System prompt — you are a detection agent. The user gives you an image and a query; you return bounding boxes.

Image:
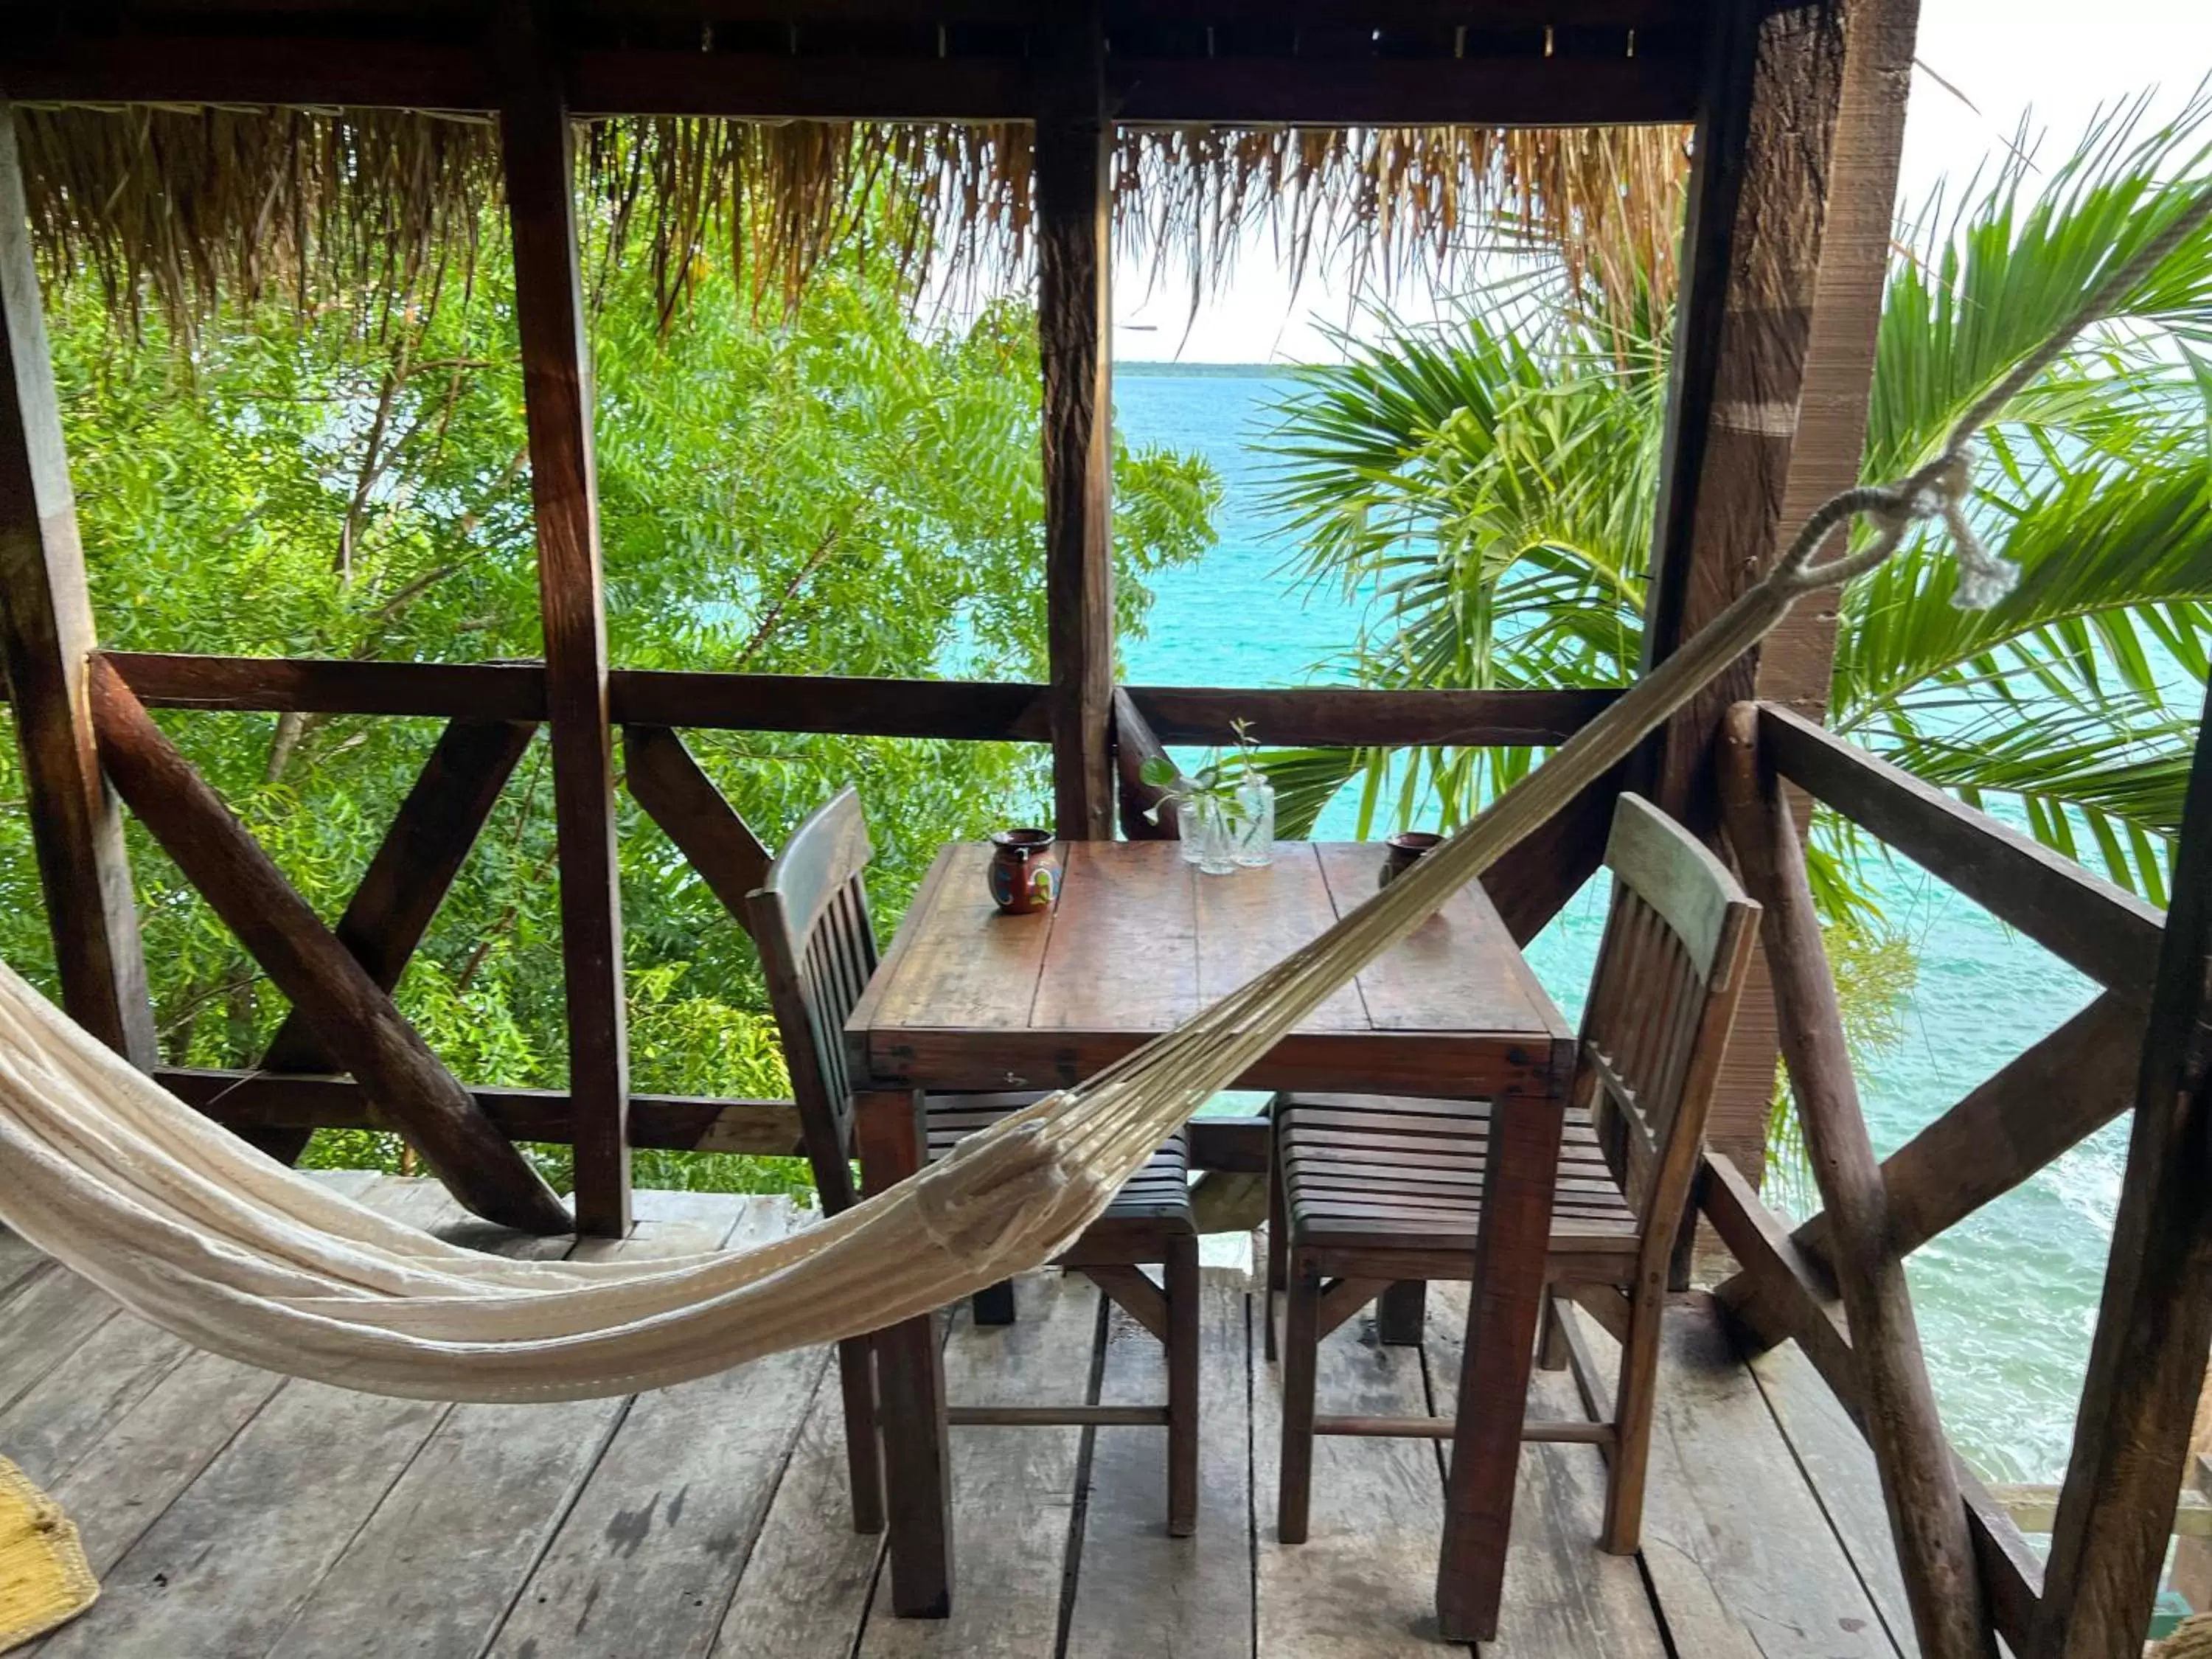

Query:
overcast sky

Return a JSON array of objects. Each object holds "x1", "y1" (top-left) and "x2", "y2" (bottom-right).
[{"x1": 1111, "y1": 0, "x2": 2212, "y2": 363}]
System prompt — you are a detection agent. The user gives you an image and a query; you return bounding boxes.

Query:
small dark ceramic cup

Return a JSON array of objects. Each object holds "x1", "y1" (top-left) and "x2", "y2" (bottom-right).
[
  {"x1": 1378, "y1": 830, "x2": 1445, "y2": 888},
  {"x1": 987, "y1": 828, "x2": 1061, "y2": 914}
]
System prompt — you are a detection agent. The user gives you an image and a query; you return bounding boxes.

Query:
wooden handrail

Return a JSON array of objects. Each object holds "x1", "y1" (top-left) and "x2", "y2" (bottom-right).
[
  {"x1": 1756, "y1": 702, "x2": 2163, "y2": 999},
  {"x1": 91, "y1": 652, "x2": 1621, "y2": 751},
  {"x1": 1110, "y1": 686, "x2": 1180, "y2": 841}
]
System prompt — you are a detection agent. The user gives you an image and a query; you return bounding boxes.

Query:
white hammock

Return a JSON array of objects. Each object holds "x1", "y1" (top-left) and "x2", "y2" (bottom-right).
[{"x1": 2, "y1": 197, "x2": 2185, "y2": 1402}]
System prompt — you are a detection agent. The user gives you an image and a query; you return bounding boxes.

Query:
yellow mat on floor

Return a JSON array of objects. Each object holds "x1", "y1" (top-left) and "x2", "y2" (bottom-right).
[{"x1": 0, "y1": 1457, "x2": 96, "y2": 1653}]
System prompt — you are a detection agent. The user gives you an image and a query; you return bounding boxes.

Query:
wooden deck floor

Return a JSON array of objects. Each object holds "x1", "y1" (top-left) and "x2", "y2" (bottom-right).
[{"x1": 1, "y1": 1178, "x2": 1919, "y2": 1658}]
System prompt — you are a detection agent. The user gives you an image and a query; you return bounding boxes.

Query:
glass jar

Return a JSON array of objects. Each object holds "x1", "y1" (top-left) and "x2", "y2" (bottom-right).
[
  {"x1": 1231, "y1": 773, "x2": 1276, "y2": 867},
  {"x1": 1186, "y1": 796, "x2": 1237, "y2": 875}
]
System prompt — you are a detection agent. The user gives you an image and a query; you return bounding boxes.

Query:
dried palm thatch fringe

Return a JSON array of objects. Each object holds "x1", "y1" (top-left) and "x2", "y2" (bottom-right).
[
  {"x1": 3, "y1": 181, "x2": 2200, "y2": 1408},
  {"x1": 13, "y1": 105, "x2": 1688, "y2": 333}
]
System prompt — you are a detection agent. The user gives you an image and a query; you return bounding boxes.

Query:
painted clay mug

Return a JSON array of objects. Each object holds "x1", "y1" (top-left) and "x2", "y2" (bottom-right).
[
  {"x1": 1377, "y1": 830, "x2": 1444, "y2": 888},
  {"x1": 988, "y1": 828, "x2": 1061, "y2": 914}
]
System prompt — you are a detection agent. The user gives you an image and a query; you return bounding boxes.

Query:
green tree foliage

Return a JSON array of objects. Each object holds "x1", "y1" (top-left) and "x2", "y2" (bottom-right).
[
  {"x1": 1, "y1": 210, "x2": 1218, "y2": 1190},
  {"x1": 1258, "y1": 102, "x2": 2212, "y2": 914}
]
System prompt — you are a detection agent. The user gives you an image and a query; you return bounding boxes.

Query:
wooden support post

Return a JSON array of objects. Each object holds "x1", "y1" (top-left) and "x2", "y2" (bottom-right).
[
  {"x1": 2034, "y1": 679, "x2": 2212, "y2": 1659},
  {"x1": 500, "y1": 18, "x2": 630, "y2": 1235},
  {"x1": 622, "y1": 726, "x2": 771, "y2": 925},
  {"x1": 1035, "y1": 4, "x2": 1116, "y2": 842},
  {"x1": 1641, "y1": 0, "x2": 1914, "y2": 1178},
  {"x1": 87, "y1": 658, "x2": 570, "y2": 1234},
  {"x1": 1718, "y1": 701, "x2": 1991, "y2": 1659},
  {"x1": 0, "y1": 101, "x2": 156, "y2": 1065},
  {"x1": 247, "y1": 718, "x2": 538, "y2": 1162}
]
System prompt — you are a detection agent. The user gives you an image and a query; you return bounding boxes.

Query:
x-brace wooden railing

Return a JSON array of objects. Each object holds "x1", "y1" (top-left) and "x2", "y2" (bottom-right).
[{"x1": 1703, "y1": 695, "x2": 2212, "y2": 1659}]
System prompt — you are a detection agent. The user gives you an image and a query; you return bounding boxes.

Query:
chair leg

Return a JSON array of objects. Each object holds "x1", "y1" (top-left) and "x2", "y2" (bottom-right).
[
  {"x1": 1276, "y1": 1259, "x2": 1321, "y2": 1545},
  {"x1": 835, "y1": 1335, "x2": 886, "y2": 1535},
  {"x1": 1599, "y1": 1281, "x2": 1666, "y2": 1555},
  {"x1": 1165, "y1": 1234, "x2": 1200, "y2": 1537},
  {"x1": 972, "y1": 1279, "x2": 1018, "y2": 1326},
  {"x1": 1536, "y1": 1287, "x2": 1570, "y2": 1371},
  {"x1": 1264, "y1": 1140, "x2": 1287, "y2": 1362}
]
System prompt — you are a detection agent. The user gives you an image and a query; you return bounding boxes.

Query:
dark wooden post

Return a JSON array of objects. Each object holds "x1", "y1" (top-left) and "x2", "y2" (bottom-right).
[
  {"x1": 0, "y1": 100, "x2": 156, "y2": 1065},
  {"x1": 1034, "y1": 3, "x2": 1116, "y2": 841},
  {"x1": 499, "y1": 15, "x2": 631, "y2": 1236},
  {"x1": 1718, "y1": 702, "x2": 1992, "y2": 1659},
  {"x1": 1641, "y1": 0, "x2": 1915, "y2": 1180},
  {"x1": 2034, "y1": 679, "x2": 2212, "y2": 1659}
]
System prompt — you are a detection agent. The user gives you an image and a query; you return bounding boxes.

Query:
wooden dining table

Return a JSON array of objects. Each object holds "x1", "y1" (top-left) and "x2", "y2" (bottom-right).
[{"x1": 844, "y1": 838, "x2": 1575, "y2": 1639}]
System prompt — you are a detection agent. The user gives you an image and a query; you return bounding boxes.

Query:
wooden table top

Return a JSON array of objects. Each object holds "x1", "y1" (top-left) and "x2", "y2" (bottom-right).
[{"x1": 846, "y1": 839, "x2": 1573, "y2": 1100}]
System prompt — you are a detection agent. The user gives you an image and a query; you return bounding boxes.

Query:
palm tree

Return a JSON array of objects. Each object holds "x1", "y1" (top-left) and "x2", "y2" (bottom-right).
[{"x1": 1259, "y1": 100, "x2": 2212, "y2": 913}]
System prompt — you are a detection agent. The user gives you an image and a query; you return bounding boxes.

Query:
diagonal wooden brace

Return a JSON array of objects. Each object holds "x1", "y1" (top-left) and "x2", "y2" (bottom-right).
[
  {"x1": 242, "y1": 717, "x2": 538, "y2": 1164},
  {"x1": 622, "y1": 726, "x2": 771, "y2": 930},
  {"x1": 87, "y1": 655, "x2": 571, "y2": 1236}
]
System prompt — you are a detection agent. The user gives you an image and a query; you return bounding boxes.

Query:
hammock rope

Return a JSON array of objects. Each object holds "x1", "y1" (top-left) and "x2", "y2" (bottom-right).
[{"x1": 0, "y1": 188, "x2": 2203, "y2": 1404}]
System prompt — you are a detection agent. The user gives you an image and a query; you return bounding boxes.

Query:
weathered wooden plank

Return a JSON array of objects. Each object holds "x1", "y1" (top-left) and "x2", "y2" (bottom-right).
[
  {"x1": 0, "y1": 1308, "x2": 191, "y2": 1491},
  {"x1": 100, "y1": 650, "x2": 549, "y2": 719},
  {"x1": 0, "y1": 1264, "x2": 122, "y2": 1416},
  {"x1": 624, "y1": 723, "x2": 773, "y2": 928},
  {"x1": 1719, "y1": 704, "x2": 1987, "y2": 1659},
  {"x1": 1197, "y1": 843, "x2": 1368, "y2": 1030},
  {"x1": 0, "y1": 101, "x2": 155, "y2": 1065},
  {"x1": 709, "y1": 1354, "x2": 887, "y2": 1659},
  {"x1": 2033, "y1": 681, "x2": 2212, "y2": 1659},
  {"x1": 265, "y1": 1194, "x2": 753, "y2": 1659},
  {"x1": 1033, "y1": 841, "x2": 1199, "y2": 1032},
  {"x1": 1313, "y1": 841, "x2": 1568, "y2": 1040},
  {"x1": 857, "y1": 1274, "x2": 1099, "y2": 1658},
  {"x1": 501, "y1": 18, "x2": 630, "y2": 1236},
  {"x1": 1760, "y1": 703, "x2": 2163, "y2": 1000},
  {"x1": 860, "y1": 844, "x2": 1047, "y2": 1036},
  {"x1": 1613, "y1": 1297, "x2": 1899, "y2": 1659},
  {"x1": 487, "y1": 1200, "x2": 823, "y2": 1659},
  {"x1": 86, "y1": 657, "x2": 571, "y2": 1234},
  {"x1": 1065, "y1": 1279, "x2": 1253, "y2": 1659},
  {"x1": 250, "y1": 716, "x2": 537, "y2": 1161},
  {"x1": 1750, "y1": 1339, "x2": 1924, "y2": 1657},
  {"x1": 616, "y1": 669, "x2": 1051, "y2": 739},
  {"x1": 1036, "y1": 5, "x2": 1117, "y2": 843},
  {"x1": 1700, "y1": 1152, "x2": 2045, "y2": 1652},
  {"x1": 1252, "y1": 1302, "x2": 1448, "y2": 1656},
  {"x1": 1422, "y1": 1282, "x2": 1671, "y2": 1659}
]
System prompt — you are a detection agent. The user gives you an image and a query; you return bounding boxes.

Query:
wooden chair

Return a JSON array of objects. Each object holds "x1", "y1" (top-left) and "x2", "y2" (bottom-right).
[
  {"x1": 1266, "y1": 792, "x2": 1758, "y2": 1553},
  {"x1": 748, "y1": 788, "x2": 1201, "y2": 1537}
]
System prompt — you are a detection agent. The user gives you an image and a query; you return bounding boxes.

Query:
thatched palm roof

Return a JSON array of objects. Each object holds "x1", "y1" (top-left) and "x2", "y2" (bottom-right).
[{"x1": 13, "y1": 107, "x2": 1688, "y2": 327}]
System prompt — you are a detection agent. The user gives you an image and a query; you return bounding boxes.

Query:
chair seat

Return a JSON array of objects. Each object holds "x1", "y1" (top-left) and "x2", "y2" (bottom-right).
[
  {"x1": 924, "y1": 1093, "x2": 1195, "y2": 1245},
  {"x1": 1279, "y1": 1092, "x2": 1636, "y2": 1255}
]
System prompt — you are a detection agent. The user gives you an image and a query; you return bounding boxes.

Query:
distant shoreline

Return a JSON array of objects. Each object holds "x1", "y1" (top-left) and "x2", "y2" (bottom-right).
[{"x1": 1113, "y1": 361, "x2": 1300, "y2": 379}]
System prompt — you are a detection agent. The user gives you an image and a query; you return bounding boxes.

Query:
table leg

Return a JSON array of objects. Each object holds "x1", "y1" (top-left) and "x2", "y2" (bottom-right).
[
  {"x1": 1436, "y1": 1090, "x2": 1563, "y2": 1643},
  {"x1": 1377, "y1": 1280, "x2": 1427, "y2": 1345},
  {"x1": 852, "y1": 1086, "x2": 954, "y2": 1618}
]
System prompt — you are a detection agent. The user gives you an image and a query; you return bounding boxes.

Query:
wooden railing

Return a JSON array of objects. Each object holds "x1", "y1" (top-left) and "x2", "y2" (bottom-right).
[
  {"x1": 80, "y1": 650, "x2": 1607, "y2": 1225},
  {"x1": 1703, "y1": 698, "x2": 2212, "y2": 1659}
]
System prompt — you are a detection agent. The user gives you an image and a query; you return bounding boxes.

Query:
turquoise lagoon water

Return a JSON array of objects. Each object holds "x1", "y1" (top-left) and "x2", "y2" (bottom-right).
[{"x1": 1113, "y1": 364, "x2": 2127, "y2": 1485}]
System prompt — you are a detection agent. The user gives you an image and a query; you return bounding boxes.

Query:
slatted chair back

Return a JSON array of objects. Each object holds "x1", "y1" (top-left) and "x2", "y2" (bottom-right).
[
  {"x1": 748, "y1": 787, "x2": 879, "y2": 1211},
  {"x1": 1577, "y1": 793, "x2": 1759, "y2": 1273}
]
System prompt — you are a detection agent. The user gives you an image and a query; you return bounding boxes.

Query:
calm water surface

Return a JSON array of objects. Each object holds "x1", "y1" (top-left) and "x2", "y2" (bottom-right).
[{"x1": 1114, "y1": 365, "x2": 2125, "y2": 1484}]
